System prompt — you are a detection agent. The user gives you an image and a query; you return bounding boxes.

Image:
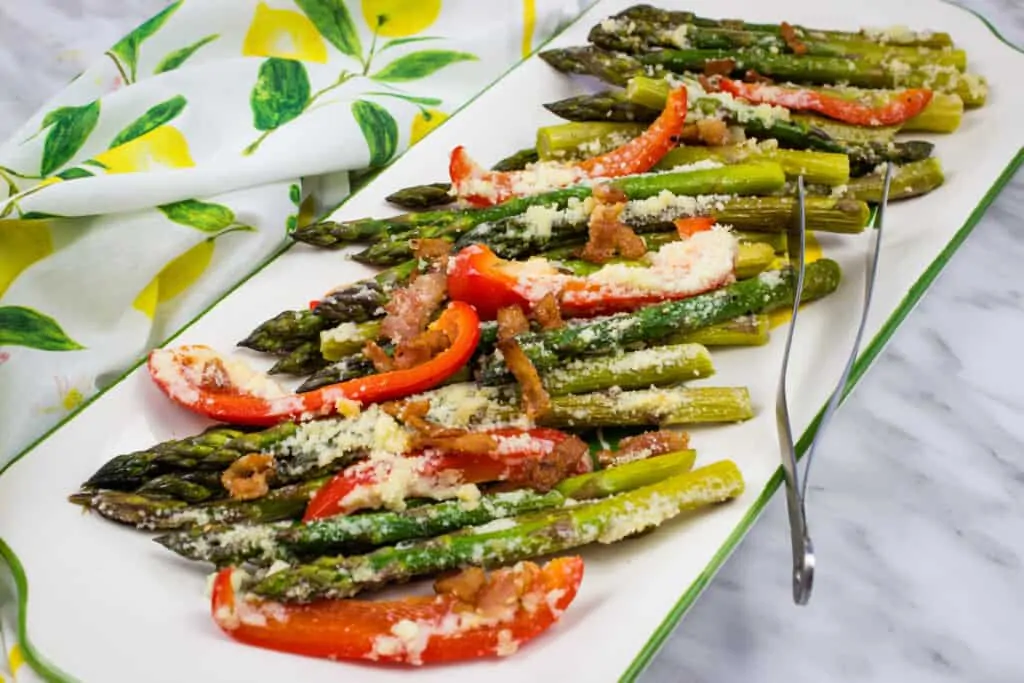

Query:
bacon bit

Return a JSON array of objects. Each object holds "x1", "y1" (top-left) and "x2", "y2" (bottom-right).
[
  {"x1": 745, "y1": 69, "x2": 774, "y2": 84},
  {"x1": 496, "y1": 305, "x2": 531, "y2": 340},
  {"x1": 392, "y1": 328, "x2": 452, "y2": 371},
  {"x1": 412, "y1": 238, "x2": 453, "y2": 262},
  {"x1": 696, "y1": 119, "x2": 731, "y2": 147},
  {"x1": 780, "y1": 22, "x2": 808, "y2": 55},
  {"x1": 532, "y1": 293, "x2": 565, "y2": 330},
  {"x1": 387, "y1": 399, "x2": 501, "y2": 452},
  {"x1": 703, "y1": 58, "x2": 737, "y2": 77},
  {"x1": 363, "y1": 341, "x2": 394, "y2": 373},
  {"x1": 678, "y1": 124, "x2": 702, "y2": 144},
  {"x1": 591, "y1": 183, "x2": 628, "y2": 204},
  {"x1": 580, "y1": 193, "x2": 647, "y2": 265},
  {"x1": 597, "y1": 430, "x2": 690, "y2": 468},
  {"x1": 498, "y1": 338, "x2": 550, "y2": 420},
  {"x1": 513, "y1": 434, "x2": 590, "y2": 491},
  {"x1": 221, "y1": 453, "x2": 276, "y2": 501},
  {"x1": 192, "y1": 357, "x2": 233, "y2": 393},
  {"x1": 380, "y1": 271, "x2": 447, "y2": 344},
  {"x1": 437, "y1": 561, "x2": 545, "y2": 621}
]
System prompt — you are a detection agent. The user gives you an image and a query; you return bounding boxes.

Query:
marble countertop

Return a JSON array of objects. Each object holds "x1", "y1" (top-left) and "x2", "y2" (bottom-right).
[{"x1": 2, "y1": 1, "x2": 1022, "y2": 681}]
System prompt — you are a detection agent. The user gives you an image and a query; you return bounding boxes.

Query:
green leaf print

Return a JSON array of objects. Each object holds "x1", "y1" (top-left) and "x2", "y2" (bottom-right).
[
  {"x1": 364, "y1": 91, "x2": 442, "y2": 107},
  {"x1": 154, "y1": 34, "x2": 219, "y2": 74},
  {"x1": 351, "y1": 100, "x2": 398, "y2": 167},
  {"x1": 250, "y1": 58, "x2": 311, "y2": 132},
  {"x1": 40, "y1": 100, "x2": 101, "y2": 177},
  {"x1": 289, "y1": 184, "x2": 301, "y2": 205},
  {"x1": 370, "y1": 50, "x2": 478, "y2": 82},
  {"x1": 108, "y1": 1, "x2": 182, "y2": 81},
  {"x1": 158, "y1": 199, "x2": 235, "y2": 232},
  {"x1": 294, "y1": 0, "x2": 363, "y2": 60},
  {"x1": 379, "y1": 36, "x2": 440, "y2": 53},
  {"x1": 0, "y1": 306, "x2": 84, "y2": 351},
  {"x1": 56, "y1": 168, "x2": 94, "y2": 180},
  {"x1": 109, "y1": 95, "x2": 187, "y2": 148}
]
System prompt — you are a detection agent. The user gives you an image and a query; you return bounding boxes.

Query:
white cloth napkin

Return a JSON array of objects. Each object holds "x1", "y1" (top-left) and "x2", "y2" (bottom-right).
[{"x1": 0, "y1": 0, "x2": 595, "y2": 679}]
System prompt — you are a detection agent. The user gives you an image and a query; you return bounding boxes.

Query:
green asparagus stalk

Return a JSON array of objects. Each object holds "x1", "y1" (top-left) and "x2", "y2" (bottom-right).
[
  {"x1": 267, "y1": 340, "x2": 330, "y2": 376},
  {"x1": 536, "y1": 121, "x2": 647, "y2": 161},
  {"x1": 69, "y1": 477, "x2": 329, "y2": 531},
  {"x1": 80, "y1": 424, "x2": 296, "y2": 491},
  {"x1": 588, "y1": 17, "x2": 966, "y2": 70},
  {"x1": 654, "y1": 145, "x2": 850, "y2": 186},
  {"x1": 671, "y1": 313, "x2": 769, "y2": 346},
  {"x1": 543, "y1": 92, "x2": 659, "y2": 123},
  {"x1": 354, "y1": 163, "x2": 789, "y2": 265},
  {"x1": 385, "y1": 182, "x2": 453, "y2": 210},
  {"x1": 238, "y1": 309, "x2": 330, "y2": 354},
  {"x1": 382, "y1": 148, "x2": 539, "y2": 211},
  {"x1": 251, "y1": 461, "x2": 745, "y2": 601},
  {"x1": 319, "y1": 320, "x2": 382, "y2": 361},
  {"x1": 610, "y1": 7, "x2": 955, "y2": 49},
  {"x1": 735, "y1": 230, "x2": 786, "y2": 252},
  {"x1": 134, "y1": 474, "x2": 223, "y2": 503},
  {"x1": 541, "y1": 387, "x2": 754, "y2": 427},
  {"x1": 554, "y1": 240, "x2": 774, "y2": 280},
  {"x1": 838, "y1": 157, "x2": 944, "y2": 202},
  {"x1": 541, "y1": 343, "x2": 715, "y2": 394},
  {"x1": 155, "y1": 449, "x2": 698, "y2": 566},
  {"x1": 640, "y1": 48, "x2": 987, "y2": 106},
  {"x1": 800, "y1": 86, "x2": 964, "y2": 133},
  {"x1": 480, "y1": 259, "x2": 841, "y2": 382}
]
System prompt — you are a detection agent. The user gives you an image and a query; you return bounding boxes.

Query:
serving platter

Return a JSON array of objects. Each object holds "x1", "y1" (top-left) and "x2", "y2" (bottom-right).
[{"x1": 1, "y1": 0, "x2": 1022, "y2": 680}]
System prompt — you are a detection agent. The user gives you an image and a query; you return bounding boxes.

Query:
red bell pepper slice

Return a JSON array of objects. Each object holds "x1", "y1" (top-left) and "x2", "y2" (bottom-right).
[
  {"x1": 302, "y1": 427, "x2": 586, "y2": 521},
  {"x1": 716, "y1": 79, "x2": 933, "y2": 127},
  {"x1": 674, "y1": 216, "x2": 716, "y2": 238},
  {"x1": 211, "y1": 556, "x2": 584, "y2": 666},
  {"x1": 147, "y1": 301, "x2": 480, "y2": 427},
  {"x1": 449, "y1": 87, "x2": 689, "y2": 207},
  {"x1": 447, "y1": 241, "x2": 735, "y2": 320}
]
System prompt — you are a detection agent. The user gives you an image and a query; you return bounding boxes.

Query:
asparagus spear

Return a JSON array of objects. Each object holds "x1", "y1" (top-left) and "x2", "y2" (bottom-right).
[
  {"x1": 479, "y1": 259, "x2": 841, "y2": 382},
  {"x1": 69, "y1": 477, "x2": 329, "y2": 531},
  {"x1": 671, "y1": 313, "x2": 769, "y2": 346},
  {"x1": 655, "y1": 144, "x2": 850, "y2": 186},
  {"x1": 838, "y1": 157, "x2": 944, "y2": 202},
  {"x1": 536, "y1": 121, "x2": 647, "y2": 161},
  {"x1": 543, "y1": 92, "x2": 659, "y2": 123},
  {"x1": 267, "y1": 341, "x2": 330, "y2": 376},
  {"x1": 541, "y1": 343, "x2": 715, "y2": 394},
  {"x1": 383, "y1": 148, "x2": 540, "y2": 211},
  {"x1": 588, "y1": 17, "x2": 966, "y2": 70},
  {"x1": 80, "y1": 424, "x2": 296, "y2": 491},
  {"x1": 251, "y1": 461, "x2": 745, "y2": 602},
  {"x1": 154, "y1": 449, "x2": 699, "y2": 566},
  {"x1": 135, "y1": 474, "x2": 223, "y2": 503},
  {"x1": 641, "y1": 48, "x2": 987, "y2": 106},
  {"x1": 610, "y1": 6, "x2": 955, "y2": 49},
  {"x1": 353, "y1": 163, "x2": 790, "y2": 265},
  {"x1": 238, "y1": 309, "x2": 329, "y2": 354},
  {"x1": 735, "y1": 230, "x2": 786, "y2": 252}
]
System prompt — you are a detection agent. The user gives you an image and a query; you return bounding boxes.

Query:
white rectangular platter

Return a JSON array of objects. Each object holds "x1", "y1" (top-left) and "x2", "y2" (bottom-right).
[{"x1": 1, "y1": 0, "x2": 1022, "y2": 681}]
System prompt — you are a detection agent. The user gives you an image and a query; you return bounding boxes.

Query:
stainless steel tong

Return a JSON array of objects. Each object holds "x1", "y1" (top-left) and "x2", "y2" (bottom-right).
[{"x1": 776, "y1": 166, "x2": 894, "y2": 605}]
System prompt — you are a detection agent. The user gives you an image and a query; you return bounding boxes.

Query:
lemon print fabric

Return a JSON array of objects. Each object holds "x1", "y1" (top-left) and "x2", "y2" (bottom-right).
[
  {"x1": 243, "y1": 3, "x2": 328, "y2": 63},
  {"x1": 0, "y1": 0, "x2": 589, "y2": 473},
  {"x1": 362, "y1": 0, "x2": 442, "y2": 37}
]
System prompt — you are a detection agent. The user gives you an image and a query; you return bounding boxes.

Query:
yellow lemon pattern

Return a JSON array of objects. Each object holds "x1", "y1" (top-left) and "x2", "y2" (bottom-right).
[
  {"x1": 362, "y1": 0, "x2": 442, "y2": 37},
  {"x1": 409, "y1": 108, "x2": 448, "y2": 145},
  {"x1": 769, "y1": 232, "x2": 824, "y2": 329},
  {"x1": 0, "y1": 220, "x2": 53, "y2": 299},
  {"x1": 6, "y1": 644, "x2": 23, "y2": 676},
  {"x1": 132, "y1": 237, "x2": 217, "y2": 318},
  {"x1": 243, "y1": 2, "x2": 328, "y2": 63},
  {"x1": 93, "y1": 126, "x2": 194, "y2": 174},
  {"x1": 521, "y1": 0, "x2": 537, "y2": 58}
]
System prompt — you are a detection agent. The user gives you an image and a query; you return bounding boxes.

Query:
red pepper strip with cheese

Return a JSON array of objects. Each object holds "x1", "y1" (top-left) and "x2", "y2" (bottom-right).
[
  {"x1": 302, "y1": 427, "x2": 588, "y2": 521},
  {"x1": 211, "y1": 557, "x2": 584, "y2": 666},
  {"x1": 147, "y1": 301, "x2": 480, "y2": 427},
  {"x1": 716, "y1": 78, "x2": 933, "y2": 127},
  {"x1": 447, "y1": 239, "x2": 736, "y2": 320},
  {"x1": 449, "y1": 87, "x2": 689, "y2": 207}
]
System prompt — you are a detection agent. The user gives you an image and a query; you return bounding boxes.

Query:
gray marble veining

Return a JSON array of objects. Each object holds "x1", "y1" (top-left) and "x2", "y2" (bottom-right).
[{"x1": 1, "y1": 1, "x2": 1022, "y2": 681}]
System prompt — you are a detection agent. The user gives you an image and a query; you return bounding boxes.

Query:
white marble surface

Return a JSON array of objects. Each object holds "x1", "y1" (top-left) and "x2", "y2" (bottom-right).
[{"x1": 1, "y1": 1, "x2": 1022, "y2": 681}]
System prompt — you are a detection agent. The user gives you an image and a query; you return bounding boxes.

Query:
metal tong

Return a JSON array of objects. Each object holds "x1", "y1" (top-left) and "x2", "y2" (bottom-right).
[{"x1": 776, "y1": 165, "x2": 895, "y2": 605}]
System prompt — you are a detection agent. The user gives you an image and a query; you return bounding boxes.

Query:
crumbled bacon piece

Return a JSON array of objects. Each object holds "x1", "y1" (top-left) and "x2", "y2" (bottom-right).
[
  {"x1": 392, "y1": 328, "x2": 451, "y2": 371},
  {"x1": 380, "y1": 271, "x2": 447, "y2": 344},
  {"x1": 703, "y1": 58, "x2": 737, "y2": 77},
  {"x1": 515, "y1": 434, "x2": 590, "y2": 491},
  {"x1": 436, "y1": 562, "x2": 545, "y2": 621},
  {"x1": 362, "y1": 341, "x2": 394, "y2": 373},
  {"x1": 780, "y1": 22, "x2": 808, "y2": 55},
  {"x1": 412, "y1": 238, "x2": 453, "y2": 262},
  {"x1": 745, "y1": 69, "x2": 774, "y2": 84},
  {"x1": 387, "y1": 399, "x2": 501, "y2": 452},
  {"x1": 496, "y1": 305, "x2": 551, "y2": 420},
  {"x1": 195, "y1": 357, "x2": 232, "y2": 393},
  {"x1": 597, "y1": 430, "x2": 690, "y2": 468},
  {"x1": 580, "y1": 195, "x2": 646, "y2": 264},
  {"x1": 496, "y1": 305, "x2": 531, "y2": 340},
  {"x1": 435, "y1": 567, "x2": 487, "y2": 604},
  {"x1": 591, "y1": 183, "x2": 628, "y2": 204},
  {"x1": 221, "y1": 453, "x2": 276, "y2": 501},
  {"x1": 532, "y1": 293, "x2": 565, "y2": 330},
  {"x1": 696, "y1": 118, "x2": 731, "y2": 146}
]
